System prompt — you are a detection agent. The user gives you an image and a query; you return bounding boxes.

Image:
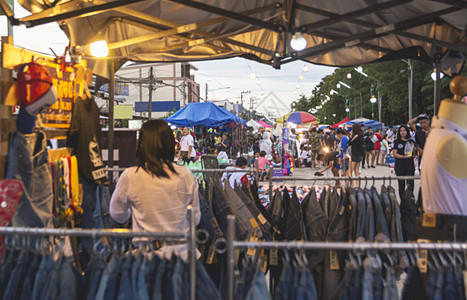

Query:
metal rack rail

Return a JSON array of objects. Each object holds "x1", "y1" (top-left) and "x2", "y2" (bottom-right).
[
  {"x1": 0, "y1": 207, "x2": 198, "y2": 300},
  {"x1": 225, "y1": 215, "x2": 466, "y2": 300}
]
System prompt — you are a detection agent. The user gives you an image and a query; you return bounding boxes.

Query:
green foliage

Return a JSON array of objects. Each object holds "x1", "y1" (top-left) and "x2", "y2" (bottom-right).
[{"x1": 291, "y1": 59, "x2": 466, "y2": 125}]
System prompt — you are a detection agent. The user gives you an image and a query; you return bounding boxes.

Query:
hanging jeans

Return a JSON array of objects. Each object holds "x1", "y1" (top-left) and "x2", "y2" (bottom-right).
[{"x1": 7, "y1": 130, "x2": 53, "y2": 229}]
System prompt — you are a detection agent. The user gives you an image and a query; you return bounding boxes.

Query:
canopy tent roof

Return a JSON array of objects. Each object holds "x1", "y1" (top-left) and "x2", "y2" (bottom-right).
[
  {"x1": 166, "y1": 102, "x2": 243, "y2": 127},
  {"x1": 345, "y1": 119, "x2": 383, "y2": 130},
  {"x1": 258, "y1": 120, "x2": 272, "y2": 128},
  {"x1": 331, "y1": 117, "x2": 351, "y2": 128},
  {"x1": 246, "y1": 119, "x2": 263, "y2": 129},
  {"x1": 10, "y1": 0, "x2": 467, "y2": 79}
]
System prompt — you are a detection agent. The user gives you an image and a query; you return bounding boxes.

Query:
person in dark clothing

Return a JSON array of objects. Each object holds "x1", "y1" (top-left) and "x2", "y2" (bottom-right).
[
  {"x1": 391, "y1": 125, "x2": 415, "y2": 200},
  {"x1": 364, "y1": 128, "x2": 376, "y2": 168},
  {"x1": 408, "y1": 113, "x2": 431, "y2": 168},
  {"x1": 349, "y1": 123, "x2": 365, "y2": 186},
  {"x1": 314, "y1": 151, "x2": 342, "y2": 187}
]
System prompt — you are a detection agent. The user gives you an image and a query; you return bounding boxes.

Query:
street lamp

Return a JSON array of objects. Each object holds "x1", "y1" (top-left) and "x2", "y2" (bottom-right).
[
  {"x1": 370, "y1": 96, "x2": 377, "y2": 119},
  {"x1": 345, "y1": 107, "x2": 350, "y2": 117}
]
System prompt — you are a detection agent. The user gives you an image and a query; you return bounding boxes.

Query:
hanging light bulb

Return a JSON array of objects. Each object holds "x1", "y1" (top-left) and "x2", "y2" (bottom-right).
[
  {"x1": 290, "y1": 32, "x2": 307, "y2": 51},
  {"x1": 189, "y1": 68, "x2": 195, "y2": 76},
  {"x1": 299, "y1": 74, "x2": 304, "y2": 80},
  {"x1": 90, "y1": 40, "x2": 109, "y2": 57},
  {"x1": 293, "y1": 90, "x2": 297, "y2": 94},
  {"x1": 431, "y1": 70, "x2": 445, "y2": 81},
  {"x1": 250, "y1": 73, "x2": 256, "y2": 79},
  {"x1": 302, "y1": 66, "x2": 308, "y2": 73},
  {"x1": 256, "y1": 80, "x2": 261, "y2": 85},
  {"x1": 347, "y1": 73, "x2": 352, "y2": 79},
  {"x1": 336, "y1": 83, "x2": 341, "y2": 89},
  {"x1": 261, "y1": 90, "x2": 265, "y2": 95}
]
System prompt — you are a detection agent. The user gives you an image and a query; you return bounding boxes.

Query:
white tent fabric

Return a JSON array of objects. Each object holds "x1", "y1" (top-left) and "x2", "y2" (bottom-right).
[
  {"x1": 246, "y1": 119, "x2": 263, "y2": 129},
  {"x1": 350, "y1": 117, "x2": 371, "y2": 123},
  {"x1": 16, "y1": 0, "x2": 467, "y2": 79}
]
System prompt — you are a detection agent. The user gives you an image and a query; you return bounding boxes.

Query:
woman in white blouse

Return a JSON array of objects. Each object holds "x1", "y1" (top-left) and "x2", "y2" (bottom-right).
[{"x1": 110, "y1": 119, "x2": 200, "y2": 260}]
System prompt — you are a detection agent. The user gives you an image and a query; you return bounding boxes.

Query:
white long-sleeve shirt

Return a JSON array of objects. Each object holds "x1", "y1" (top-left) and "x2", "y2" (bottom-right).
[{"x1": 110, "y1": 164, "x2": 200, "y2": 260}]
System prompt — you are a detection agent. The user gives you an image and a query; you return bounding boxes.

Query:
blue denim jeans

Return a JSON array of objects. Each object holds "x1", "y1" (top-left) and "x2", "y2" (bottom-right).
[
  {"x1": 401, "y1": 266, "x2": 427, "y2": 300},
  {"x1": 356, "y1": 188, "x2": 367, "y2": 241},
  {"x1": 58, "y1": 255, "x2": 81, "y2": 300},
  {"x1": 244, "y1": 268, "x2": 270, "y2": 300},
  {"x1": 131, "y1": 252, "x2": 143, "y2": 299},
  {"x1": 7, "y1": 130, "x2": 53, "y2": 228},
  {"x1": 275, "y1": 264, "x2": 292, "y2": 300},
  {"x1": 383, "y1": 268, "x2": 398, "y2": 300},
  {"x1": 195, "y1": 260, "x2": 221, "y2": 299},
  {"x1": 19, "y1": 253, "x2": 42, "y2": 300},
  {"x1": 95, "y1": 255, "x2": 122, "y2": 300},
  {"x1": 364, "y1": 188, "x2": 375, "y2": 241},
  {"x1": 210, "y1": 182, "x2": 248, "y2": 240},
  {"x1": 151, "y1": 257, "x2": 167, "y2": 300},
  {"x1": 32, "y1": 253, "x2": 54, "y2": 300},
  {"x1": 84, "y1": 254, "x2": 106, "y2": 300},
  {"x1": 3, "y1": 250, "x2": 32, "y2": 299},
  {"x1": 117, "y1": 254, "x2": 135, "y2": 300},
  {"x1": 295, "y1": 268, "x2": 318, "y2": 300}
]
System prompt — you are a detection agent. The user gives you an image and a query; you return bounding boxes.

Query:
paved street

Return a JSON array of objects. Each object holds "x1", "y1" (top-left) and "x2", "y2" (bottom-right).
[{"x1": 264, "y1": 163, "x2": 421, "y2": 200}]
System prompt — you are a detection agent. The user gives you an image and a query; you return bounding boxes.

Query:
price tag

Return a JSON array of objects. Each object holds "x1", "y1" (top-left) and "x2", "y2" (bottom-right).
[
  {"x1": 246, "y1": 236, "x2": 258, "y2": 257},
  {"x1": 330, "y1": 250, "x2": 340, "y2": 270},
  {"x1": 206, "y1": 245, "x2": 216, "y2": 264},
  {"x1": 257, "y1": 214, "x2": 267, "y2": 225},
  {"x1": 422, "y1": 213, "x2": 436, "y2": 228},
  {"x1": 249, "y1": 218, "x2": 259, "y2": 229},
  {"x1": 269, "y1": 249, "x2": 279, "y2": 266},
  {"x1": 417, "y1": 249, "x2": 428, "y2": 273}
]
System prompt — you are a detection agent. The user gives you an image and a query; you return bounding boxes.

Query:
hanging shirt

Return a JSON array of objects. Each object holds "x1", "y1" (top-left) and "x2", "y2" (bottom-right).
[
  {"x1": 421, "y1": 116, "x2": 467, "y2": 215},
  {"x1": 67, "y1": 96, "x2": 106, "y2": 184},
  {"x1": 180, "y1": 134, "x2": 196, "y2": 157}
]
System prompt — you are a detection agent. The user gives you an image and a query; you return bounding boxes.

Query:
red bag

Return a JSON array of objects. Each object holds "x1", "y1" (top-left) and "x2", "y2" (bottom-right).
[{"x1": 0, "y1": 179, "x2": 23, "y2": 256}]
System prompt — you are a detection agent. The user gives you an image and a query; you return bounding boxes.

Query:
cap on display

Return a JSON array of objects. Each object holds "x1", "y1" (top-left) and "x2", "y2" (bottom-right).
[{"x1": 17, "y1": 62, "x2": 58, "y2": 115}]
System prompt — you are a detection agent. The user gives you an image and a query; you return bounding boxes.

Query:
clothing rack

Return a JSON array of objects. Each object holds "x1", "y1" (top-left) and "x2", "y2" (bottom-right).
[
  {"x1": 268, "y1": 175, "x2": 421, "y2": 202},
  {"x1": 225, "y1": 215, "x2": 467, "y2": 300},
  {"x1": 0, "y1": 207, "x2": 198, "y2": 300}
]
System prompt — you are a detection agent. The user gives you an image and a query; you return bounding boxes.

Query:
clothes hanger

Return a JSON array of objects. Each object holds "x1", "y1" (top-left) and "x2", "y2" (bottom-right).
[
  {"x1": 364, "y1": 176, "x2": 368, "y2": 189},
  {"x1": 372, "y1": 176, "x2": 375, "y2": 188},
  {"x1": 383, "y1": 176, "x2": 386, "y2": 187}
]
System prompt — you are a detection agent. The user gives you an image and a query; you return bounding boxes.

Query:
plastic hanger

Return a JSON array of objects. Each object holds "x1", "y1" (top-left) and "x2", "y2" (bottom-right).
[{"x1": 372, "y1": 176, "x2": 375, "y2": 188}]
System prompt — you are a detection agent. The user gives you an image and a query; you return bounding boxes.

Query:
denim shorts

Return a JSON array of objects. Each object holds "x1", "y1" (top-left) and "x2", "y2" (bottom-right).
[{"x1": 341, "y1": 158, "x2": 350, "y2": 171}]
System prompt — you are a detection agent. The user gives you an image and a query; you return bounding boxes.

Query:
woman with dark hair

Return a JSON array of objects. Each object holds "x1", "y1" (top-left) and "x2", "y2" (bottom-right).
[
  {"x1": 110, "y1": 119, "x2": 200, "y2": 259},
  {"x1": 391, "y1": 124, "x2": 415, "y2": 199},
  {"x1": 349, "y1": 123, "x2": 365, "y2": 185}
]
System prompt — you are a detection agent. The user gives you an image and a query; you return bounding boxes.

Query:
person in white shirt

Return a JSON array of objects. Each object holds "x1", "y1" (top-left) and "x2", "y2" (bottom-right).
[
  {"x1": 178, "y1": 127, "x2": 196, "y2": 164},
  {"x1": 110, "y1": 120, "x2": 200, "y2": 261},
  {"x1": 386, "y1": 126, "x2": 394, "y2": 142},
  {"x1": 221, "y1": 157, "x2": 249, "y2": 188}
]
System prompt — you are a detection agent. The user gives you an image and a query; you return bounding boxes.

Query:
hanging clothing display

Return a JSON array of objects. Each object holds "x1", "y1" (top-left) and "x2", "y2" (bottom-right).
[
  {"x1": 67, "y1": 95, "x2": 106, "y2": 185},
  {"x1": 0, "y1": 245, "x2": 221, "y2": 300},
  {"x1": 6, "y1": 130, "x2": 53, "y2": 228}
]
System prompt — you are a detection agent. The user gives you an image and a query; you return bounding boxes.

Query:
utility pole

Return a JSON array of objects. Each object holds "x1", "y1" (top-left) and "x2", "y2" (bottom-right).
[
  {"x1": 182, "y1": 63, "x2": 188, "y2": 106},
  {"x1": 240, "y1": 90, "x2": 251, "y2": 117},
  {"x1": 148, "y1": 66, "x2": 154, "y2": 119},
  {"x1": 408, "y1": 59, "x2": 413, "y2": 120},
  {"x1": 205, "y1": 83, "x2": 208, "y2": 102},
  {"x1": 377, "y1": 81, "x2": 382, "y2": 123}
]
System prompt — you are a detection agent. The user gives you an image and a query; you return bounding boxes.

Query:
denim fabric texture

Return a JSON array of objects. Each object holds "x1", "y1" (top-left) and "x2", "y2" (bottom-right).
[
  {"x1": 383, "y1": 268, "x2": 398, "y2": 300},
  {"x1": 7, "y1": 131, "x2": 53, "y2": 228},
  {"x1": 84, "y1": 254, "x2": 107, "y2": 300},
  {"x1": 18, "y1": 253, "x2": 42, "y2": 300},
  {"x1": 95, "y1": 255, "x2": 122, "y2": 300},
  {"x1": 401, "y1": 266, "x2": 427, "y2": 300},
  {"x1": 131, "y1": 252, "x2": 143, "y2": 300},
  {"x1": 151, "y1": 257, "x2": 167, "y2": 300},
  {"x1": 275, "y1": 264, "x2": 292, "y2": 300},
  {"x1": 2, "y1": 250, "x2": 32, "y2": 300},
  {"x1": 370, "y1": 187, "x2": 390, "y2": 242},
  {"x1": 346, "y1": 187, "x2": 359, "y2": 241},
  {"x1": 284, "y1": 188, "x2": 302, "y2": 241},
  {"x1": 195, "y1": 260, "x2": 222, "y2": 300},
  {"x1": 364, "y1": 188, "x2": 375, "y2": 241},
  {"x1": 400, "y1": 188, "x2": 417, "y2": 241},
  {"x1": 295, "y1": 268, "x2": 318, "y2": 300},
  {"x1": 116, "y1": 254, "x2": 134, "y2": 300},
  {"x1": 443, "y1": 266, "x2": 457, "y2": 300},
  {"x1": 356, "y1": 188, "x2": 367, "y2": 241},
  {"x1": 31, "y1": 253, "x2": 54, "y2": 300},
  {"x1": 224, "y1": 183, "x2": 260, "y2": 239},
  {"x1": 244, "y1": 268, "x2": 271, "y2": 300}
]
